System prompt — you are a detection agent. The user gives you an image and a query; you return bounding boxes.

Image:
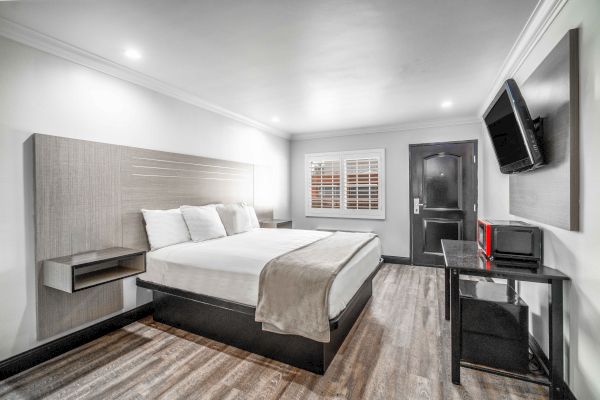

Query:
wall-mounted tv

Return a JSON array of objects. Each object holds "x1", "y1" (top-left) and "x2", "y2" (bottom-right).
[{"x1": 483, "y1": 79, "x2": 544, "y2": 174}]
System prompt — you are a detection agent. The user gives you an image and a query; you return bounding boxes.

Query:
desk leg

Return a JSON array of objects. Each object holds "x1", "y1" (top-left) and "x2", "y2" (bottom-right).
[
  {"x1": 549, "y1": 280, "x2": 564, "y2": 400},
  {"x1": 451, "y1": 269, "x2": 461, "y2": 385},
  {"x1": 445, "y1": 267, "x2": 450, "y2": 321},
  {"x1": 507, "y1": 278, "x2": 517, "y2": 303}
]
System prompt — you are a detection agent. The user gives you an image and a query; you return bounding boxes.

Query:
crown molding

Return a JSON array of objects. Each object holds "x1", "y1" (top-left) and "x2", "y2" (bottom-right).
[
  {"x1": 0, "y1": 16, "x2": 290, "y2": 139},
  {"x1": 479, "y1": 0, "x2": 569, "y2": 116},
  {"x1": 291, "y1": 117, "x2": 482, "y2": 141}
]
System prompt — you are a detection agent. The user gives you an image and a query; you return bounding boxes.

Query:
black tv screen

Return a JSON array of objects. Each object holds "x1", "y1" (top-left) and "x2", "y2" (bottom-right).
[{"x1": 483, "y1": 79, "x2": 544, "y2": 174}]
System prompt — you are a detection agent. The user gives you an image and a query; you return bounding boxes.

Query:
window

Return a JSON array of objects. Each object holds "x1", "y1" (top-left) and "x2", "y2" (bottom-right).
[
  {"x1": 345, "y1": 157, "x2": 379, "y2": 210},
  {"x1": 309, "y1": 159, "x2": 341, "y2": 209},
  {"x1": 305, "y1": 149, "x2": 385, "y2": 219}
]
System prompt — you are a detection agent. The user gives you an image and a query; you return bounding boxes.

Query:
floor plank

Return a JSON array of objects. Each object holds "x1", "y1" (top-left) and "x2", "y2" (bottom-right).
[{"x1": 0, "y1": 265, "x2": 548, "y2": 399}]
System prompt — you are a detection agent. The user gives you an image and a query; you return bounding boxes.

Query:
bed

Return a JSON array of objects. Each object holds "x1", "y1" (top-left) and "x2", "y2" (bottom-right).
[{"x1": 136, "y1": 228, "x2": 382, "y2": 374}]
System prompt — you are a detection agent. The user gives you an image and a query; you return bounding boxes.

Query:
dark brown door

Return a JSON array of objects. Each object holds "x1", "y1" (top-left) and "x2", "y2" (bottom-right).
[{"x1": 410, "y1": 141, "x2": 478, "y2": 266}]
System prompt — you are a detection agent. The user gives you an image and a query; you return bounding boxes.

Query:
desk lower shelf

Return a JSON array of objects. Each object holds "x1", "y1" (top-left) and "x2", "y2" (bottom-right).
[{"x1": 461, "y1": 360, "x2": 550, "y2": 386}]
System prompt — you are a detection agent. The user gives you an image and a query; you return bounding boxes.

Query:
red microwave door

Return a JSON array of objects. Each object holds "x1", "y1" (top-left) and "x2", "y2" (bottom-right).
[{"x1": 477, "y1": 221, "x2": 492, "y2": 255}]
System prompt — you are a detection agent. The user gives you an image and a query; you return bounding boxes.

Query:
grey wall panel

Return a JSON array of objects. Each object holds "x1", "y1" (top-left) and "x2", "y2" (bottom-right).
[
  {"x1": 34, "y1": 134, "x2": 123, "y2": 339},
  {"x1": 509, "y1": 29, "x2": 579, "y2": 230}
]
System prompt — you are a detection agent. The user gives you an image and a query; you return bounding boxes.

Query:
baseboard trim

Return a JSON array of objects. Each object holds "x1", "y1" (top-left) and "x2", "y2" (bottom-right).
[
  {"x1": 529, "y1": 334, "x2": 578, "y2": 400},
  {"x1": 382, "y1": 255, "x2": 412, "y2": 265},
  {"x1": 381, "y1": 255, "x2": 445, "y2": 268},
  {"x1": 0, "y1": 302, "x2": 154, "y2": 381},
  {"x1": 564, "y1": 383, "x2": 577, "y2": 400},
  {"x1": 529, "y1": 334, "x2": 550, "y2": 377}
]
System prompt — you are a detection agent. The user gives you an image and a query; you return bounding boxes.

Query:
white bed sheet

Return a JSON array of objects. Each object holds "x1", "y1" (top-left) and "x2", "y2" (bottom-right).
[{"x1": 139, "y1": 228, "x2": 382, "y2": 318}]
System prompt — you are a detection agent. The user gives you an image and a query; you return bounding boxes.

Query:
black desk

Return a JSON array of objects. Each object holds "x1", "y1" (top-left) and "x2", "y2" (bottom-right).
[{"x1": 441, "y1": 240, "x2": 569, "y2": 400}]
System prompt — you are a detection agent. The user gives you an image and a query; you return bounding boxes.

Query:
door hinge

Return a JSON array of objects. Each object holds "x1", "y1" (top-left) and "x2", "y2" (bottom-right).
[{"x1": 474, "y1": 204, "x2": 477, "y2": 212}]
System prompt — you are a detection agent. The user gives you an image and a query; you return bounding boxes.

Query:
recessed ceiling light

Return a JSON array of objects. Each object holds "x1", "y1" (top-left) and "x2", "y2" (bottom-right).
[
  {"x1": 271, "y1": 116, "x2": 280, "y2": 123},
  {"x1": 441, "y1": 100, "x2": 453, "y2": 109},
  {"x1": 124, "y1": 48, "x2": 142, "y2": 60}
]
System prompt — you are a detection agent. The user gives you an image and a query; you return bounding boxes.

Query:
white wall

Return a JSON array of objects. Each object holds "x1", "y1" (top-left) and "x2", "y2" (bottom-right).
[
  {"x1": 480, "y1": 0, "x2": 600, "y2": 398},
  {"x1": 291, "y1": 123, "x2": 483, "y2": 257},
  {"x1": 0, "y1": 36, "x2": 290, "y2": 361}
]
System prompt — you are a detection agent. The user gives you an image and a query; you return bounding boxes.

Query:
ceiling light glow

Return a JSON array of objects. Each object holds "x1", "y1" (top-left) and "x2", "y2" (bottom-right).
[
  {"x1": 271, "y1": 116, "x2": 280, "y2": 123},
  {"x1": 124, "y1": 48, "x2": 142, "y2": 60},
  {"x1": 441, "y1": 100, "x2": 453, "y2": 109}
]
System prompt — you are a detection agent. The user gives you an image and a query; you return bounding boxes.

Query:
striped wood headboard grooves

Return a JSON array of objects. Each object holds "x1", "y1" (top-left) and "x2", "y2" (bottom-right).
[{"x1": 120, "y1": 146, "x2": 255, "y2": 250}]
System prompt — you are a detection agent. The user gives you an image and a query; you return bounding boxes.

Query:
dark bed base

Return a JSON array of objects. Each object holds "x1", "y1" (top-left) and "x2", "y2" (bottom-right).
[{"x1": 136, "y1": 259, "x2": 382, "y2": 374}]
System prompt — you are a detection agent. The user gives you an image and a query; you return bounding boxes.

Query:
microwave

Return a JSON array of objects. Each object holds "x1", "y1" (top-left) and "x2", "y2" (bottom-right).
[{"x1": 477, "y1": 219, "x2": 543, "y2": 264}]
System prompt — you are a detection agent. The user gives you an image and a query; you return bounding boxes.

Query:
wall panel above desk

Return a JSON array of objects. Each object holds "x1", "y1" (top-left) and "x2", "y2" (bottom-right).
[{"x1": 510, "y1": 29, "x2": 579, "y2": 231}]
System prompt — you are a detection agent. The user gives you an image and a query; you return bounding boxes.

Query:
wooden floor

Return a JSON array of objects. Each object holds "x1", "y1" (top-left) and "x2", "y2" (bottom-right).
[{"x1": 0, "y1": 265, "x2": 547, "y2": 400}]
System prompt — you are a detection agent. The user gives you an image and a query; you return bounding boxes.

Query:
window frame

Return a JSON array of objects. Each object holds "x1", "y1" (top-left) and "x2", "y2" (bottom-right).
[{"x1": 304, "y1": 149, "x2": 385, "y2": 219}]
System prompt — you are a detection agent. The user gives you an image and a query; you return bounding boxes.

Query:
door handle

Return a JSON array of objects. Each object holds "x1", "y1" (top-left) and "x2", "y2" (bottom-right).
[{"x1": 414, "y1": 198, "x2": 425, "y2": 214}]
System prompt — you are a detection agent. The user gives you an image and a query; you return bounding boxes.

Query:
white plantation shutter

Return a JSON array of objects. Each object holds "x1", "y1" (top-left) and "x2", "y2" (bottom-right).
[
  {"x1": 309, "y1": 159, "x2": 341, "y2": 209},
  {"x1": 306, "y1": 149, "x2": 384, "y2": 219},
  {"x1": 344, "y1": 158, "x2": 379, "y2": 210}
]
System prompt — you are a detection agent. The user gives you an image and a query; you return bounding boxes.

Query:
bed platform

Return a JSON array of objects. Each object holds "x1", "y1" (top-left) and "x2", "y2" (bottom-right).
[{"x1": 136, "y1": 259, "x2": 382, "y2": 374}]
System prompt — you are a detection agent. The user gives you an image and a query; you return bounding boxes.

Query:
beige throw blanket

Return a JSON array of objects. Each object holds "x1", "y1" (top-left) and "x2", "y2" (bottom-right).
[{"x1": 255, "y1": 231, "x2": 377, "y2": 343}]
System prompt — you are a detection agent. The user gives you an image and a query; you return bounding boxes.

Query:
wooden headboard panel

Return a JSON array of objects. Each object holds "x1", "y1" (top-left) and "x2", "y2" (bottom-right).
[
  {"x1": 121, "y1": 146, "x2": 256, "y2": 250},
  {"x1": 34, "y1": 134, "x2": 272, "y2": 338}
]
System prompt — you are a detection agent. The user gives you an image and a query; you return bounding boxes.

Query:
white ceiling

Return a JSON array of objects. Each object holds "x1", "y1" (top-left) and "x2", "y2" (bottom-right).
[{"x1": 0, "y1": 0, "x2": 538, "y2": 136}]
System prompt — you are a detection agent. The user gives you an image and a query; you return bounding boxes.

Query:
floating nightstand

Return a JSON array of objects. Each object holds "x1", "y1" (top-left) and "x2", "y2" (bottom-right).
[
  {"x1": 259, "y1": 219, "x2": 292, "y2": 229},
  {"x1": 43, "y1": 247, "x2": 146, "y2": 293}
]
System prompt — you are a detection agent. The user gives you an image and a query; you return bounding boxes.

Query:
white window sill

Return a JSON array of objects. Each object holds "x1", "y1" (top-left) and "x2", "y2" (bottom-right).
[{"x1": 305, "y1": 212, "x2": 385, "y2": 220}]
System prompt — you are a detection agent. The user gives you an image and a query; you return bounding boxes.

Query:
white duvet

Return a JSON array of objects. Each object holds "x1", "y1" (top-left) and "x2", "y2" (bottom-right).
[{"x1": 139, "y1": 228, "x2": 382, "y2": 318}]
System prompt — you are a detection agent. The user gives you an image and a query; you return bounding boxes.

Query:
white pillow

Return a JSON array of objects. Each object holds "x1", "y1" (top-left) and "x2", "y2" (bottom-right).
[
  {"x1": 180, "y1": 205, "x2": 227, "y2": 242},
  {"x1": 244, "y1": 204, "x2": 260, "y2": 229},
  {"x1": 141, "y1": 208, "x2": 191, "y2": 251},
  {"x1": 216, "y1": 203, "x2": 253, "y2": 235}
]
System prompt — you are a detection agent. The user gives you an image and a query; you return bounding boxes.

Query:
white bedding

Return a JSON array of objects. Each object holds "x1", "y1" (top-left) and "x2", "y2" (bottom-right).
[{"x1": 139, "y1": 228, "x2": 382, "y2": 318}]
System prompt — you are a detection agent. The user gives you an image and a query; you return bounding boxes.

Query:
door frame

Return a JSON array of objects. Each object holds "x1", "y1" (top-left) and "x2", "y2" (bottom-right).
[{"x1": 408, "y1": 139, "x2": 478, "y2": 266}]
